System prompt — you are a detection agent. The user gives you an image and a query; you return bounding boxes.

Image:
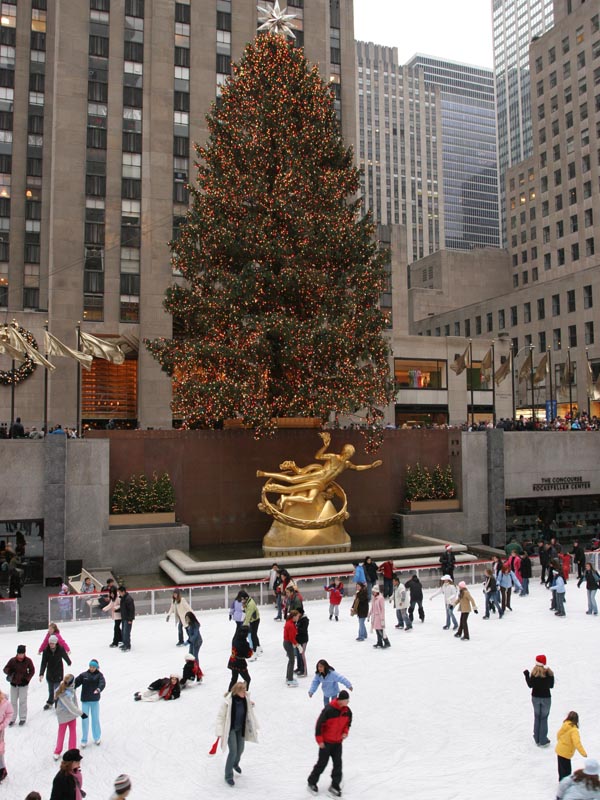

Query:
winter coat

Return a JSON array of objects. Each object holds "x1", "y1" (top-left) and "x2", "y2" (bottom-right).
[
  {"x1": 285, "y1": 591, "x2": 304, "y2": 617},
  {"x1": 228, "y1": 634, "x2": 253, "y2": 670},
  {"x1": 578, "y1": 570, "x2": 600, "y2": 591},
  {"x1": 215, "y1": 690, "x2": 259, "y2": 748},
  {"x1": 483, "y1": 575, "x2": 497, "y2": 594},
  {"x1": 309, "y1": 670, "x2": 352, "y2": 699},
  {"x1": 103, "y1": 596, "x2": 121, "y2": 620},
  {"x1": 497, "y1": 570, "x2": 518, "y2": 589},
  {"x1": 38, "y1": 631, "x2": 70, "y2": 655},
  {"x1": 352, "y1": 564, "x2": 366, "y2": 584},
  {"x1": 452, "y1": 588, "x2": 477, "y2": 613},
  {"x1": 243, "y1": 598, "x2": 260, "y2": 625},
  {"x1": 378, "y1": 560, "x2": 394, "y2": 579},
  {"x1": 552, "y1": 575, "x2": 566, "y2": 594},
  {"x1": 556, "y1": 774, "x2": 600, "y2": 799},
  {"x1": 186, "y1": 619, "x2": 202, "y2": 650},
  {"x1": 181, "y1": 659, "x2": 203, "y2": 686},
  {"x1": 74, "y1": 668, "x2": 106, "y2": 703},
  {"x1": 520, "y1": 555, "x2": 533, "y2": 579},
  {"x1": 368, "y1": 594, "x2": 386, "y2": 630},
  {"x1": 431, "y1": 582, "x2": 458, "y2": 604},
  {"x1": 50, "y1": 770, "x2": 78, "y2": 800},
  {"x1": 55, "y1": 687, "x2": 84, "y2": 724},
  {"x1": 148, "y1": 677, "x2": 180, "y2": 700},
  {"x1": 3, "y1": 655, "x2": 35, "y2": 686},
  {"x1": 507, "y1": 554, "x2": 522, "y2": 582},
  {"x1": 283, "y1": 618, "x2": 298, "y2": 645},
  {"x1": 559, "y1": 553, "x2": 571, "y2": 581},
  {"x1": 119, "y1": 592, "x2": 136, "y2": 622},
  {"x1": 524, "y1": 669, "x2": 554, "y2": 697},
  {"x1": 351, "y1": 587, "x2": 369, "y2": 618},
  {"x1": 324, "y1": 584, "x2": 344, "y2": 605},
  {"x1": 40, "y1": 644, "x2": 72, "y2": 682},
  {"x1": 439, "y1": 551, "x2": 456, "y2": 573},
  {"x1": 229, "y1": 599, "x2": 244, "y2": 623},
  {"x1": 314, "y1": 698, "x2": 352, "y2": 745},
  {"x1": 390, "y1": 583, "x2": 408, "y2": 609},
  {"x1": 363, "y1": 561, "x2": 378, "y2": 584},
  {"x1": 571, "y1": 544, "x2": 586, "y2": 566},
  {"x1": 295, "y1": 615, "x2": 309, "y2": 645},
  {"x1": 166, "y1": 596, "x2": 192, "y2": 625},
  {"x1": 556, "y1": 721, "x2": 587, "y2": 759},
  {"x1": 405, "y1": 575, "x2": 423, "y2": 601},
  {"x1": 0, "y1": 695, "x2": 13, "y2": 755}
]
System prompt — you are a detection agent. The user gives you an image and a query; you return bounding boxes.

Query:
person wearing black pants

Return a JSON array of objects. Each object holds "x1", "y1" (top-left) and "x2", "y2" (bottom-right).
[
  {"x1": 227, "y1": 625, "x2": 252, "y2": 691},
  {"x1": 307, "y1": 690, "x2": 352, "y2": 797}
]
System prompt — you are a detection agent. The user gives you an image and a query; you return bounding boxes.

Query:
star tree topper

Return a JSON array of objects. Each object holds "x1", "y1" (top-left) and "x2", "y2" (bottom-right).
[{"x1": 257, "y1": 0, "x2": 298, "y2": 39}]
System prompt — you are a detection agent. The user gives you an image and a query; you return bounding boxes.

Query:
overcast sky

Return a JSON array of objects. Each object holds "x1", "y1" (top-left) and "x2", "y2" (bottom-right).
[{"x1": 353, "y1": 0, "x2": 494, "y2": 70}]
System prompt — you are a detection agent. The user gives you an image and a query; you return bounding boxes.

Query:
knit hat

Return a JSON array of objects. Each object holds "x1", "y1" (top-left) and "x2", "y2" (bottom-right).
[
  {"x1": 89, "y1": 659, "x2": 99, "y2": 668},
  {"x1": 445, "y1": 544, "x2": 452, "y2": 550},
  {"x1": 114, "y1": 774, "x2": 132, "y2": 793},
  {"x1": 458, "y1": 581, "x2": 467, "y2": 589},
  {"x1": 48, "y1": 635, "x2": 58, "y2": 644},
  {"x1": 535, "y1": 654, "x2": 547, "y2": 666},
  {"x1": 583, "y1": 759, "x2": 599, "y2": 776},
  {"x1": 63, "y1": 748, "x2": 83, "y2": 762},
  {"x1": 16, "y1": 645, "x2": 26, "y2": 654},
  {"x1": 338, "y1": 690, "x2": 350, "y2": 700},
  {"x1": 441, "y1": 575, "x2": 452, "y2": 582},
  {"x1": 185, "y1": 654, "x2": 196, "y2": 662},
  {"x1": 371, "y1": 585, "x2": 380, "y2": 593}
]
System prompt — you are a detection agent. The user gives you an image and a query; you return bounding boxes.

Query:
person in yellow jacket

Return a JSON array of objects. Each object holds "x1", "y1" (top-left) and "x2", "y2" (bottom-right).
[
  {"x1": 556, "y1": 711, "x2": 587, "y2": 780},
  {"x1": 452, "y1": 581, "x2": 478, "y2": 641}
]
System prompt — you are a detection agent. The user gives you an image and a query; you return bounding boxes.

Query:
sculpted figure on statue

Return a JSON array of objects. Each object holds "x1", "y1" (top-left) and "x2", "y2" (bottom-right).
[{"x1": 257, "y1": 433, "x2": 382, "y2": 551}]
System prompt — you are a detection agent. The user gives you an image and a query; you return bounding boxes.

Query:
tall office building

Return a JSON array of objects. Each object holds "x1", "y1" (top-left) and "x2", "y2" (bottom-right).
[
  {"x1": 408, "y1": 55, "x2": 500, "y2": 251},
  {"x1": 0, "y1": 0, "x2": 356, "y2": 430},
  {"x1": 355, "y1": 42, "x2": 444, "y2": 266},
  {"x1": 493, "y1": 0, "x2": 554, "y2": 241}
]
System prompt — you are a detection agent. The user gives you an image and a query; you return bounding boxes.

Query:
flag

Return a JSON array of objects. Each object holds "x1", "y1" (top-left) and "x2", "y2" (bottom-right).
[
  {"x1": 80, "y1": 331, "x2": 125, "y2": 365},
  {"x1": 44, "y1": 331, "x2": 93, "y2": 371},
  {"x1": 480, "y1": 348, "x2": 492, "y2": 372},
  {"x1": 518, "y1": 349, "x2": 533, "y2": 382},
  {"x1": 450, "y1": 344, "x2": 471, "y2": 376},
  {"x1": 0, "y1": 334, "x2": 27, "y2": 362},
  {"x1": 494, "y1": 356, "x2": 511, "y2": 386},
  {"x1": 533, "y1": 352, "x2": 549, "y2": 385},
  {"x1": 3, "y1": 325, "x2": 55, "y2": 370},
  {"x1": 558, "y1": 358, "x2": 573, "y2": 398},
  {"x1": 585, "y1": 359, "x2": 600, "y2": 400}
]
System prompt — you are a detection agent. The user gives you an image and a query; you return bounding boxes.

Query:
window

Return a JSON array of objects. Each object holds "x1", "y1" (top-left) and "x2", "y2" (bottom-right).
[
  {"x1": 562, "y1": 37, "x2": 570, "y2": 55},
  {"x1": 454, "y1": 321, "x2": 460, "y2": 336},
  {"x1": 552, "y1": 295, "x2": 560, "y2": 316},
  {"x1": 539, "y1": 331, "x2": 546, "y2": 352},
  {"x1": 537, "y1": 298, "x2": 545, "y2": 320},
  {"x1": 577, "y1": 51, "x2": 586, "y2": 70},
  {"x1": 567, "y1": 289, "x2": 576, "y2": 313},
  {"x1": 555, "y1": 194, "x2": 563, "y2": 211},
  {"x1": 394, "y1": 358, "x2": 448, "y2": 390},
  {"x1": 585, "y1": 321, "x2": 594, "y2": 345},
  {"x1": 475, "y1": 316, "x2": 481, "y2": 335},
  {"x1": 498, "y1": 310, "x2": 505, "y2": 330},
  {"x1": 568, "y1": 325, "x2": 577, "y2": 348},
  {"x1": 585, "y1": 208, "x2": 594, "y2": 227},
  {"x1": 89, "y1": 35, "x2": 109, "y2": 58},
  {"x1": 586, "y1": 237, "x2": 595, "y2": 256},
  {"x1": 553, "y1": 328, "x2": 561, "y2": 351},
  {"x1": 486, "y1": 313, "x2": 493, "y2": 333},
  {"x1": 544, "y1": 253, "x2": 551, "y2": 270},
  {"x1": 524, "y1": 302, "x2": 531, "y2": 323},
  {"x1": 567, "y1": 161, "x2": 576, "y2": 180},
  {"x1": 557, "y1": 220, "x2": 564, "y2": 238},
  {"x1": 570, "y1": 214, "x2": 578, "y2": 234},
  {"x1": 464, "y1": 319, "x2": 471, "y2": 337},
  {"x1": 557, "y1": 248, "x2": 565, "y2": 266},
  {"x1": 510, "y1": 306, "x2": 517, "y2": 326}
]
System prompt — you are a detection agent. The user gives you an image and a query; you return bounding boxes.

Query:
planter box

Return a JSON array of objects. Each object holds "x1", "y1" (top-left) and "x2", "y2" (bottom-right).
[
  {"x1": 109, "y1": 512, "x2": 176, "y2": 527},
  {"x1": 403, "y1": 499, "x2": 460, "y2": 513}
]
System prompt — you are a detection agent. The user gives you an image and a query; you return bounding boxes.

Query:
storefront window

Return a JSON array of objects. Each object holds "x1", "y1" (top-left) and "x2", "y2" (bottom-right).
[
  {"x1": 506, "y1": 496, "x2": 600, "y2": 547},
  {"x1": 0, "y1": 519, "x2": 44, "y2": 584},
  {"x1": 394, "y1": 358, "x2": 447, "y2": 390}
]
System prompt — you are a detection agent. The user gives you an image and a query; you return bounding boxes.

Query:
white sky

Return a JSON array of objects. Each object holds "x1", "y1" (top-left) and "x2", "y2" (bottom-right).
[{"x1": 353, "y1": 0, "x2": 495, "y2": 70}]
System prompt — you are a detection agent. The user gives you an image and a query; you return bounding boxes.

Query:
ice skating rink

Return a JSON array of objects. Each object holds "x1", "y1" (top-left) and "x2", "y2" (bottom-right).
[{"x1": 1, "y1": 580, "x2": 599, "y2": 799}]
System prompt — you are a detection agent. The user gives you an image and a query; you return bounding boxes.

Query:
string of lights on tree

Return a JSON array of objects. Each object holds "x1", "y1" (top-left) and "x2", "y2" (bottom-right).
[
  {"x1": 145, "y1": 32, "x2": 393, "y2": 450},
  {"x1": 0, "y1": 326, "x2": 38, "y2": 386}
]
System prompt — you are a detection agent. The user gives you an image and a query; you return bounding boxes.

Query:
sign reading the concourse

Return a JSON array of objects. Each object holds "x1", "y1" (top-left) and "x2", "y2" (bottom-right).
[{"x1": 532, "y1": 476, "x2": 592, "y2": 492}]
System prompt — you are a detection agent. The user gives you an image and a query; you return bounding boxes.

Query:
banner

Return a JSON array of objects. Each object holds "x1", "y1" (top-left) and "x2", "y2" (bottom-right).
[
  {"x1": 450, "y1": 344, "x2": 471, "y2": 376},
  {"x1": 80, "y1": 332, "x2": 125, "y2": 365},
  {"x1": 4, "y1": 325, "x2": 55, "y2": 370},
  {"x1": 44, "y1": 331, "x2": 93, "y2": 371}
]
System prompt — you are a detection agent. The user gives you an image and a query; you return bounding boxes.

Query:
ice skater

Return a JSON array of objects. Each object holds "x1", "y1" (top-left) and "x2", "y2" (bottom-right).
[
  {"x1": 134, "y1": 675, "x2": 181, "y2": 702},
  {"x1": 308, "y1": 660, "x2": 353, "y2": 707},
  {"x1": 523, "y1": 654, "x2": 554, "y2": 746},
  {"x1": 39, "y1": 636, "x2": 72, "y2": 710},
  {"x1": 0, "y1": 689, "x2": 12, "y2": 783},
  {"x1": 74, "y1": 659, "x2": 105, "y2": 747},
  {"x1": 307, "y1": 689, "x2": 352, "y2": 797},
  {"x1": 368, "y1": 585, "x2": 390, "y2": 648},
  {"x1": 49, "y1": 748, "x2": 84, "y2": 800},
  {"x1": 430, "y1": 575, "x2": 458, "y2": 630},
  {"x1": 228, "y1": 625, "x2": 253, "y2": 691},
  {"x1": 53, "y1": 675, "x2": 87, "y2": 760},
  {"x1": 555, "y1": 711, "x2": 587, "y2": 780},
  {"x1": 185, "y1": 611, "x2": 202, "y2": 660},
  {"x1": 324, "y1": 580, "x2": 344, "y2": 621},
  {"x1": 215, "y1": 682, "x2": 259, "y2": 787},
  {"x1": 181, "y1": 653, "x2": 203, "y2": 687},
  {"x1": 452, "y1": 581, "x2": 478, "y2": 640},
  {"x1": 3, "y1": 644, "x2": 35, "y2": 726},
  {"x1": 165, "y1": 589, "x2": 193, "y2": 646}
]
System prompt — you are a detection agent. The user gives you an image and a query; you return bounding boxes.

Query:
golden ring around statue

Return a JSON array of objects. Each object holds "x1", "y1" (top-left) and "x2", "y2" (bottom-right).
[{"x1": 260, "y1": 480, "x2": 349, "y2": 530}]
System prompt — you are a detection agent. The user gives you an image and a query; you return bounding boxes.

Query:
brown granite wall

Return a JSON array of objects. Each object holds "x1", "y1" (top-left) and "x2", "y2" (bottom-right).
[{"x1": 87, "y1": 429, "x2": 455, "y2": 546}]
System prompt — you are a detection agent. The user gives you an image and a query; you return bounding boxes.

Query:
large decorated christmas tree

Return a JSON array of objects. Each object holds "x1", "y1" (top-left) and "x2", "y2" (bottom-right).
[{"x1": 146, "y1": 13, "x2": 392, "y2": 441}]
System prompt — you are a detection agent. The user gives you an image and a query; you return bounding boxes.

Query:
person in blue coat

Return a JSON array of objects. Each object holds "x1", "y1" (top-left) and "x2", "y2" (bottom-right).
[
  {"x1": 352, "y1": 562, "x2": 366, "y2": 586},
  {"x1": 74, "y1": 659, "x2": 105, "y2": 747},
  {"x1": 185, "y1": 612, "x2": 202, "y2": 660},
  {"x1": 308, "y1": 660, "x2": 353, "y2": 707}
]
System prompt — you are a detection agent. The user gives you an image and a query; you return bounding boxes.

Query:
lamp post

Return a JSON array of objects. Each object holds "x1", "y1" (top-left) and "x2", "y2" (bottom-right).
[
  {"x1": 491, "y1": 339, "x2": 496, "y2": 426},
  {"x1": 529, "y1": 343, "x2": 535, "y2": 423},
  {"x1": 586, "y1": 347, "x2": 591, "y2": 419},
  {"x1": 567, "y1": 347, "x2": 573, "y2": 419},
  {"x1": 510, "y1": 342, "x2": 516, "y2": 422},
  {"x1": 547, "y1": 346, "x2": 554, "y2": 422},
  {"x1": 469, "y1": 338, "x2": 474, "y2": 427}
]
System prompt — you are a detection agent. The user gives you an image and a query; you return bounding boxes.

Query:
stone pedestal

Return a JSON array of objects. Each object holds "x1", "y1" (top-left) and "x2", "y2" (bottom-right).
[{"x1": 261, "y1": 498, "x2": 351, "y2": 557}]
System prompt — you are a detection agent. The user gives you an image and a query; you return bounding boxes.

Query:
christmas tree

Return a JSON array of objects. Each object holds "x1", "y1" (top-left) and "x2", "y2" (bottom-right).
[{"x1": 145, "y1": 26, "x2": 392, "y2": 442}]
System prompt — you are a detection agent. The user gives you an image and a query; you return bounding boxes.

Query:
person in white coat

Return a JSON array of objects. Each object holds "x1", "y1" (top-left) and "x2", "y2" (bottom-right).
[
  {"x1": 430, "y1": 575, "x2": 459, "y2": 630},
  {"x1": 390, "y1": 576, "x2": 412, "y2": 630},
  {"x1": 165, "y1": 589, "x2": 193, "y2": 647},
  {"x1": 215, "y1": 682, "x2": 259, "y2": 787}
]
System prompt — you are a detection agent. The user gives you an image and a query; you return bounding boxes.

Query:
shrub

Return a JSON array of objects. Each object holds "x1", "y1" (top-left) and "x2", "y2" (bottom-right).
[
  {"x1": 404, "y1": 463, "x2": 455, "y2": 501},
  {"x1": 110, "y1": 472, "x2": 175, "y2": 514}
]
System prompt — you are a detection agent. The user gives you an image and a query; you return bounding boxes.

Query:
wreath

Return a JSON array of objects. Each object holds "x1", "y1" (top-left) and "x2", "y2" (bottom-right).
[{"x1": 0, "y1": 326, "x2": 38, "y2": 386}]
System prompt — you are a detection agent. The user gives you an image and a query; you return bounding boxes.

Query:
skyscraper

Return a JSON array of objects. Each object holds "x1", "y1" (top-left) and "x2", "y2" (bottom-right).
[
  {"x1": 0, "y1": 0, "x2": 356, "y2": 430},
  {"x1": 408, "y1": 54, "x2": 500, "y2": 251}
]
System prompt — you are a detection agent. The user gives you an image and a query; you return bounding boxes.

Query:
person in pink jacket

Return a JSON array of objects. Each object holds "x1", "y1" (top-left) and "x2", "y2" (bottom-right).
[
  {"x1": 0, "y1": 689, "x2": 13, "y2": 782},
  {"x1": 38, "y1": 623, "x2": 71, "y2": 656},
  {"x1": 368, "y1": 585, "x2": 390, "y2": 649}
]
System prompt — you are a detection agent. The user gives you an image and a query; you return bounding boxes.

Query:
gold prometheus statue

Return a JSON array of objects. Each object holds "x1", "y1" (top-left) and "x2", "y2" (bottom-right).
[{"x1": 256, "y1": 432, "x2": 382, "y2": 545}]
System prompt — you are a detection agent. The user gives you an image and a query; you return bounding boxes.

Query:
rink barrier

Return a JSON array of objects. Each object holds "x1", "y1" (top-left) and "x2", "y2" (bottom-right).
[
  {"x1": 0, "y1": 598, "x2": 18, "y2": 629},
  {"x1": 46, "y1": 551, "x2": 600, "y2": 626}
]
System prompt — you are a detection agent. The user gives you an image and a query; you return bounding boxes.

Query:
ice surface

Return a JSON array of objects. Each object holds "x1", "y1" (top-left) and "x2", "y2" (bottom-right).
[{"x1": 1, "y1": 579, "x2": 598, "y2": 799}]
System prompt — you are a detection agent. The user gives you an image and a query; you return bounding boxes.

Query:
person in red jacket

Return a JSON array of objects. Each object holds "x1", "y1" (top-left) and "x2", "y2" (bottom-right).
[
  {"x1": 283, "y1": 614, "x2": 299, "y2": 687},
  {"x1": 378, "y1": 559, "x2": 395, "y2": 598},
  {"x1": 307, "y1": 690, "x2": 352, "y2": 797}
]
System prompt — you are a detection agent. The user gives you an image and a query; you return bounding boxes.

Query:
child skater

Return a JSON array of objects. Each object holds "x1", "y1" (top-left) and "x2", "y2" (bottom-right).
[{"x1": 324, "y1": 580, "x2": 344, "y2": 621}]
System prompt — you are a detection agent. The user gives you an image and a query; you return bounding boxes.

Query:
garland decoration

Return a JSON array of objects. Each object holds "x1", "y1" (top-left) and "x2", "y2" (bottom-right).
[{"x1": 0, "y1": 326, "x2": 38, "y2": 386}]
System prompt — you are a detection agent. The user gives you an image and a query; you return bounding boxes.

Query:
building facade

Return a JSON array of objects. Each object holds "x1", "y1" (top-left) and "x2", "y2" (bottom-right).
[
  {"x1": 0, "y1": 0, "x2": 356, "y2": 431},
  {"x1": 408, "y1": 54, "x2": 500, "y2": 251}
]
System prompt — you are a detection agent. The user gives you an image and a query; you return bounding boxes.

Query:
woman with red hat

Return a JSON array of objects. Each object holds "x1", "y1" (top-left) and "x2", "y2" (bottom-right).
[{"x1": 523, "y1": 654, "x2": 555, "y2": 746}]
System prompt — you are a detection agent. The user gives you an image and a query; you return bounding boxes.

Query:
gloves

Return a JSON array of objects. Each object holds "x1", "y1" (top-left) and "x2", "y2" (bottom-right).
[
  {"x1": 474, "y1": 609, "x2": 479, "y2": 614},
  {"x1": 166, "y1": 616, "x2": 170, "y2": 623},
  {"x1": 523, "y1": 669, "x2": 529, "y2": 676},
  {"x1": 81, "y1": 713, "x2": 88, "y2": 719},
  {"x1": 297, "y1": 645, "x2": 303, "y2": 654},
  {"x1": 228, "y1": 614, "x2": 232, "y2": 621}
]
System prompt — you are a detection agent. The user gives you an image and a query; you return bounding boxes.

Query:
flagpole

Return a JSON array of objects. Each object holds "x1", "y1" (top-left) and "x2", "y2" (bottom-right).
[
  {"x1": 586, "y1": 347, "x2": 591, "y2": 419},
  {"x1": 548, "y1": 346, "x2": 554, "y2": 422},
  {"x1": 567, "y1": 347, "x2": 573, "y2": 419},
  {"x1": 43, "y1": 320, "x2": 49, "y2": 435},
  {"x1": 76, "y1": 321, "x2": 81, "y2": 436},
  {"x1": 469, "y1": 339, "x2": 474, "y2": 428},
  {"x1": 9, "y1": 318, "x2": 16, "y2": 435},
  {"x1": 491, "y1": 340, "x2": 496, "y2": 426},
  {"x1": 510, "y1": 343, "x2": 515, "y2": 422},
  {"x1": 529, "y1": 344, "x2": 535, "y2": 423}
]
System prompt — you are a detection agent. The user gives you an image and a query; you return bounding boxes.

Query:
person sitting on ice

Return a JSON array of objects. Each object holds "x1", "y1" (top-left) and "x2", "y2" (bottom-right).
[
  {"x1": 180, "y1": 654, "x2": 203, "y2": 688},
  {"x1": 133, "y1": 675, "x2": 180, "y2": 702}
]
